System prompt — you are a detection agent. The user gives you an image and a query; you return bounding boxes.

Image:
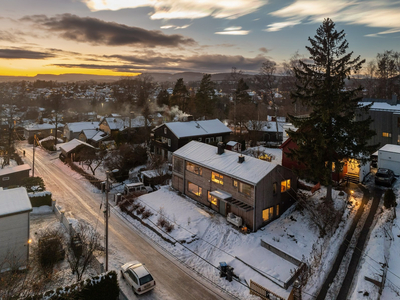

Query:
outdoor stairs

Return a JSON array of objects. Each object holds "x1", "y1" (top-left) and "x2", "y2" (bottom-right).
[{"x1": 343, "y1": 173, "x2": 359, "y2": 184}]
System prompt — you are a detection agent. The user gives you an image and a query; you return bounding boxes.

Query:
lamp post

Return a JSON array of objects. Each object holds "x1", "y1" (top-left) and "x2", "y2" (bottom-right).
[{"x1": 105, "y1": 169, "x2": 118, "y2": 272}]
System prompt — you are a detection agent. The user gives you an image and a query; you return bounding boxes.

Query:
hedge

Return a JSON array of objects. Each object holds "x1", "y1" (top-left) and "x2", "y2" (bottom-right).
[{"x1": 28, "y1": 192, "x2": 52, "y2": 207}]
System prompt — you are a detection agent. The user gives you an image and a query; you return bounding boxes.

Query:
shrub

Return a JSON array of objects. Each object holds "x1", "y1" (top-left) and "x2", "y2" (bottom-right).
[
  {"x1": 384, "y1": 188, "x2": 397, "y2": 209},
  {"x1": 136, "y1": 206, "x2": 146, "y2": 215},
  {"x1": 22, "y1": 176, "x2": 45, "y2": 193},
  {"x1": 157, "y1": 216, "x2": 167, "y2": 228},
  {"x1": 165, "y1": 222, "x2": 174, "y2": 233},
  {"x1": 131, "y1": 203, "x2": 142, "y2": 211},
  {"x1": 142, "y1": 209, "x2": 153, "y2": 219}
]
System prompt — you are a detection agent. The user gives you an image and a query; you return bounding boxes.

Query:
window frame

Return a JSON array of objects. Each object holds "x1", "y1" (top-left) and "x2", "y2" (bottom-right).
[
  {"x1": 211, "y1": 172, "x2": 224, "y2": 185},
  {"x1": 239, "y1": 182, "x2": 252, "y2": 196},
  {"x1": 207, "y1": 191, "x2": 218, "y2": 206},
  {"x1": 281, "y1": 179, "x2": 291, "y2": 192},
  {"x1": 188, "y1": 181, "x2": 202, "y2": 197},
  {"x1": 186, "y1": 162, "x2": 203, "y2": 176},
  {"x1": 262, "y1": 207, "x2": 274, "y2": 222},
  {"x1": 2, "y1": 176, "x2": 10, "y2": 181}
]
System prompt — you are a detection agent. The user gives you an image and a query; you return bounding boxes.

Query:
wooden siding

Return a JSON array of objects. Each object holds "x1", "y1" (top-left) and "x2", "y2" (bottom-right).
[
  {"x1": 0, "y1": 213, "x2": 29, "y2": 268},
  {"x1": 0, "y1": 170, "x2": 30, "y2": 188}
]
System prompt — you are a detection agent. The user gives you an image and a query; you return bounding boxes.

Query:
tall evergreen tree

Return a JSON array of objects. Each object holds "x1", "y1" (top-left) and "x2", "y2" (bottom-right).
[
  {"x1": 288, "y1": 18, "x2": 376, "y2": 201},
  {"x1": 170, "y1": 78, "x2": 189, "y2": 112},
  {"x1": 156, "y1": 89, "x2": 170, "y2": 107},
  {"x1": 194, "y1": 74, "x2": 216, "y2": 119}
]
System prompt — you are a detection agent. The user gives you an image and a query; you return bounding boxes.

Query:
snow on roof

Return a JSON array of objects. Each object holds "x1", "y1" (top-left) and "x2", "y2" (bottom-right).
[
  {"x1": 361, "y1": 102, "x2": 400, "y2": 112},
  {"x1": 103, "y1": 116, "x2": 149, "y2": 131},
  {"x1": 24, "y1": 123, "x2": 55, "y2": 131},
  {"x1": 226, "y1": 141, "x2": 239, "y2": 146},
  {"x1": 162, "y1": 119, "x2": 231, "y2": 138},
  {"x1": 379, "y1": 144, "x2": 400, "y2": 154},
  {"x1": 66, "y1": 122, "x2": 98, "y2": 132},
  {"x1": 247, "y1": 120, "x2": 286, "y2": 132},
  {"x1": 0, "y1": 164, "x2": 31, "y2": 176},
  {"x1": 173, "y1": 141, "x2": 277, "y2": 185},
  {"x1": 210, "y1": 190, "x2": 232, "y2": 200},
  {"x1": 59, "y1": 139, "x2": 95, "y2": 154},
  {"x1": 0, "y1": 187, "x2": 32, "y2": 217}
]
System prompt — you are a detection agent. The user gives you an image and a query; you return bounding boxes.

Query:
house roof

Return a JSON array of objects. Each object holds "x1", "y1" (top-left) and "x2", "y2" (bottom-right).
[
  {"x1": 24, "y1": 123, "x2": 55, "y2": 131},
  {"x1": 247, "y1": 120, "x2": 286, "y2": 133},
  {"x1": 66, "y1": 122, "x2": 98, "y2": 132},
  {"x1": 0, "y1": 164, "x2": 31, "y2": 177},
  {"x1": 226, "y1": 141, "x2": 239, "y2": 146},
  {"x1": 81, "y1": 129, "x2": 109, "y2": 142},
  {"x1": 173, "y1": 141, "x2": 277, "y2": 185},
  {"x1": 379, "y1": 144, "x2": 400, "y2": 154},
  {"x1": 102, "y1": 116, "x2": 150, "y2": 131},
  {"x1": 157, "y1": 119, "x2": 231, "y2": 138},
  {"x1": 0, "y1": 187, "x2": 32, "y2": 217},
  {"x1": 59, "y1": 139, "x2": 95, "y2": 154},
  {"x1": 361, "y1": 102, "x2": 400, "y2": 112}
]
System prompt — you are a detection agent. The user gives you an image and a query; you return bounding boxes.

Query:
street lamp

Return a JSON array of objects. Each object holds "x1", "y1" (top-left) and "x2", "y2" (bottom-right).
[{"x1": 105, "y1": 169, "x2": 118, "y2": 272}]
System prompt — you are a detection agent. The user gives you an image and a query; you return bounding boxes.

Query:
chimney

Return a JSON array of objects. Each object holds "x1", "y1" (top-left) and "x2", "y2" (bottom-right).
[
  {"x1": 393, "y1": 93, "x2": 398, "y2": 105},
  {"x1": 217, "y1": 142, "x2": 224, "y2": 155},
  {"x1": 238, "y1": 155, "x2": 245, "y2": 164},
  {"x1": 187, "y1": 115, "x2": 194, "y2": 122}
]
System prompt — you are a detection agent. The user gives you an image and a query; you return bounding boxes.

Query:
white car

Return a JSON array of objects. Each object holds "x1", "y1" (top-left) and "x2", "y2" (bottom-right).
[{"x1": 121, "y1": 261, "x2": 156, "y2": 295}]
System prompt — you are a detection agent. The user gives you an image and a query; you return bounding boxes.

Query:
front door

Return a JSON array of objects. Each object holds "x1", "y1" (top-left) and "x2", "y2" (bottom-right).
[{"x1": 219, "y1": 201, "x2": 226, "y2": 216}]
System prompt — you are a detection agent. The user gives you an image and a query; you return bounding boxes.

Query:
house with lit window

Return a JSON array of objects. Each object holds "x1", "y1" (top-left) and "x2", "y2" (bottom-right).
[
  {"x1": 172, "y1": 141, "x2": 297, "y2": 232},
  {"x1": 152, "y1": 118, "x2": 232, "y2": 161}
]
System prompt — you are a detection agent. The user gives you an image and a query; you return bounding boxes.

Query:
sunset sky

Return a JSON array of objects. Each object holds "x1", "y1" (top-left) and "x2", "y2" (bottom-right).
[{"x1": 1, "y1": 0, "x2": 399, "y2": 77}]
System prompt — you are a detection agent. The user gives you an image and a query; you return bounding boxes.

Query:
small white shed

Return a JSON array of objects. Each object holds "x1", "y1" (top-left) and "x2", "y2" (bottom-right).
[
  {"x1": 0, "y1": 187, "x2": 33, "y2": 271},
  {"x1": 378, "y1": 144, "x2": 400, "y2": 175}
]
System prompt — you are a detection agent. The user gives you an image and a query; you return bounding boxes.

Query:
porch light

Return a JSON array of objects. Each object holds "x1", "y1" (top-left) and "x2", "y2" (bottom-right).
[{"x1": 27, "y1": 239, "x2": 32, "y2": 244}]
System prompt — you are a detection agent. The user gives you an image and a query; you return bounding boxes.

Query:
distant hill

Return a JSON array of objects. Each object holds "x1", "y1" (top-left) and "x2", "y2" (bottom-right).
[{"x1": 0, "y1": 72, "x2": 255, "y2": 83}]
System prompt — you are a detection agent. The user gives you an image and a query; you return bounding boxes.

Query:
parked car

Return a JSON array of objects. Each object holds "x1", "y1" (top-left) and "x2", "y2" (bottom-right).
[
  {"x1": 120, "y1": 261, "x2": 156, "y2": 294},
  {"x1": 375, "y1": 168, "x2": 395, "y2": 186}
]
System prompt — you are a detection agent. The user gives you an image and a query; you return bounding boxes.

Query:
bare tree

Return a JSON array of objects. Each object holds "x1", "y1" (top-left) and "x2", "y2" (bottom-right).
[
  {"x1": 0, "y1": 104, "x2": 18, "y2": 167},
  {"x1": 67, "y1": 222, "x2": 103, "y2": 282},
  {"x1": 80, "y1": 148, "x2": 106, "y2": 176}
]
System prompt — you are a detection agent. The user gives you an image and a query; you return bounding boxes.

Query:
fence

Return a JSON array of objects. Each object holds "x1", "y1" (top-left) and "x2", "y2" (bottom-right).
[{"x1": 250, "y1": 280, "x2": 285, "y2": 300}]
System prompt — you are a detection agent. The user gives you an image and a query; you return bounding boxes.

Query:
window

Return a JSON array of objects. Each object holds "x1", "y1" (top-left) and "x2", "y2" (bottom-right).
[
  {"x1": 233, "y1": 179, "x2": 238, "y2": 188},
  {"x1": 211, "y1": 172, "x2": 223, "y2": 185},
  {"x1": 281, "y1": 179, "x2": 291, "y2": 192},
  {"x1": 262, "y1": 207, "x2": 274, "y2": 222},
  {"x1": 273, "y1": 182, "x2": 277, "y2": 195},
  {"x1": 205, "y1": 138, "x2": 210, "y2": 143},
  {"x1": 168, "y1": 139, "x2": 171, "y2": 147},
  {"x1": 186, "y1": 162, "x2": 202, "y2": 175},
  {"x1": 239, "y1": 182, "x2": 252, "y2": 196},
  {"x1": 216, "y1": 136, "x2": 222, "y2": 142},
  {"x1": 198, "y1": 138, "x2": 202, "y2": 141},
  {"x1": 128, "y1": 270, "x2": 138, "y2": 285},
  {"x1": 161, "y1": 136, "x2": 168, "y2": 144},
  {"x1": 50, "y1": 129, "x2": 53, "y2": 134},
  {"x1": 173, "y1": 157, "x2": 183, "y2": 173},
  {"x1": 188, "y1": 182, "x2": 202, "y2": 196},
  {"x1": 276, "y1": 204, "x2": 280, "y2": 216},
  {"x1": 208, "y1": 191, "x2": 218, "y2": 206},
  {"x1": 164, "y1": 127, "x2": 167, "y2": 134},
  {"x1": 2, "y1": 177, "x2": 9, "y2": 181},
  {"x1": 382, "y1": 132, "x2": 392, "y2": 137},
  {"x1": 210, "y1": 137, "x2": 214, "y2": 142}
]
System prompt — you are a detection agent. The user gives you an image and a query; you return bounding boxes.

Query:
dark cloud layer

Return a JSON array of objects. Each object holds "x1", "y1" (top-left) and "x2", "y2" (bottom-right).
[
  {"x1": 52, "y1": 53, "x2": 268, "y2": 73},
  {"x1": 0, "y1": 48, "x2": 55, "y2": 59},
  {"x1": 21, "y1": 14, "x2": 196, "y2": 47}
]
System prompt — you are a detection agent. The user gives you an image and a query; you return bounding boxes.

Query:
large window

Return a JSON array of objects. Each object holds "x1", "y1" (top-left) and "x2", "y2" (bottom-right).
[
  {"x1": 239, "y1": 182, "x2": 252, "y2": 196},
  {"x1": 188, "y1": 182, "x2": 202, "y2": 196},
  {"x1": 233, "y1": 179, "x2": 238, "y2": 188},
  {"x1": 262, "y1": 207, "x2": 274, "y2": 222},
  {"x1": 211, "y1": 172, "x2": 223, "y2": 185},
  {"x1": 382, "y1": 132, "x2": 392, "y2": 138},
  {"x1": 186, "y1": 162, "x2": 202, "y2": 175},
  {"x1": 207, "y1": 191, "x2": 218, "y2": 206},
  {"x1": 281, "y1": 179, "x2": 291, "y2": 192},
  {"x1": 173, "y1": 157, "x2": 183, "y2": 173}
]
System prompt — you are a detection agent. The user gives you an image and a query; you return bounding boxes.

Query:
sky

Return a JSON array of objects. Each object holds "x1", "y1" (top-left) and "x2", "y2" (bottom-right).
[{"x1": 0, "y1": 0, "x2": 399, "y2": 77}]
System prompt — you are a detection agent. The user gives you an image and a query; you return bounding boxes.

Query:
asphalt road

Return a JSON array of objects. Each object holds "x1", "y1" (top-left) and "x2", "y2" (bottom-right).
[{"x1": 18, "y1": 142, "x2": 231, "y2": 300}]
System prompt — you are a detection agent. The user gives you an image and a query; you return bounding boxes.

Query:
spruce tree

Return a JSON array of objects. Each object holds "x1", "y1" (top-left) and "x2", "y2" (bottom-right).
[
  {"x1": 287, "y1": 18, "x2": 376, "y2": 201},
  {"x1": 170, "y1": 78, "x2": 189, "y2": 112},
  {"x1": 194, "y1": 74, "x2": 216, "y2": 119}
]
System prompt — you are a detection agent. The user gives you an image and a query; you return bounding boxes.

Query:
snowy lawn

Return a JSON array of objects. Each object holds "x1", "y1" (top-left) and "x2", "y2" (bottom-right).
[{"x1": 115, "y1": 184, "x2": 361, "y2": 299}]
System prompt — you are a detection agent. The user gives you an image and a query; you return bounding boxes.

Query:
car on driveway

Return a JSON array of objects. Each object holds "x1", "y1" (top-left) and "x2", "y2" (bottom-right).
[
  {"x1": 121, "y1": 261, "x2": 156, "y2": 294},
  {"x1": 375, "y1": 168, "x2": 395, "y2": 186}
]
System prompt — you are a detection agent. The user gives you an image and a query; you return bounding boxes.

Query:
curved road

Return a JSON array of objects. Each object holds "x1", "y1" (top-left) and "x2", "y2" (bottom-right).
[{"x1": 18, "y1": 142, "x2": 231, "y2": 300}]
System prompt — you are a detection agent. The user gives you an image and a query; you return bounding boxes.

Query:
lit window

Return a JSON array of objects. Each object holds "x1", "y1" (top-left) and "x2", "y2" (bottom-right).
[
  {"x1": 276, "y1": 204, "x2": 280, "y2": 216},
  {"x1": 186, "y1": 162, "x2": 202, "y2": 175},
  {"x1": 211, "y1": 172, "x2": 223, "y2": 185},
  {"x1": 262, "y1": 207, "x2": 274, "y2": 222},
  {"x1": 382, "y1": 132, "x2": 392, "y2": 138},
  {"x1": 233, "y1": 179, "x2": 238, "y2": 188},
  {"x1": 188, "y1": 182, "x2": 202, "y2": 196},
  {"x1": 281, "y1": 179, "x2": 291, "y2": 192},
  {"x1": 239, "y1": 182, "x2": 252, "y2": 196},
  {"x1": 207, "y1": 192, "x2": 218, "y2": 206}
]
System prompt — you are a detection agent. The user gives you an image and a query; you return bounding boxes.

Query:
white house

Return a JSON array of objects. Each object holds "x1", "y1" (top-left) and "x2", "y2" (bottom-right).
[
  {"x1": 378, "y1": 144, "x2": 400, "y2": 175},
  {"x1": 0, "y1": 187, "x2": 33, "y2": 270}
]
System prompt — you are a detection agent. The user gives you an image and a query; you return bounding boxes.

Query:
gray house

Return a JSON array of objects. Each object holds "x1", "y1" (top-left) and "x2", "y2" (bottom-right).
[
  {"x1": 172, "y1": 141, "x2": 296, "y2": 232},
  {"x1": 0, "y1": 164, "x2": 31, "y2": 188},
  {"x1": 0, "y1": 187, "x2": 33, "y2": 270}
]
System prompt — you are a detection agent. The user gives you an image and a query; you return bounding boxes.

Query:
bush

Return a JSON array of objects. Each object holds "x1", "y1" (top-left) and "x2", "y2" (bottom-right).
[
  {"x1": 165, "y1": 222, "x2": 174, "y2": 233},
  {"x1": 29, "y1": 192, "x2": 52, "y2": 207},
  {"x1": 131, "y1": 203, "x2": 142, "y2": 211},
  {"x1": 157, "y1": 216, "x2": 167, "y2": 228},
  {"x1": 142, "y1": 209, "x2": 153, "y2": 219},
  {"x1": 384, "y1": 188, "x2": 397, "y2": 209},
  {"x1": 22, "y1": 176, "x2": 45, "y2": 193},
  {"x1": 136, "y1": 206, "x2": 146, "y2": 215}
]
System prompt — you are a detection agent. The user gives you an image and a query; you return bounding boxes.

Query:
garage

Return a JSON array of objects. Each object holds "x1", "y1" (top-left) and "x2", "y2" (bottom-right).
[{"x1": 378, "y1": 144, "x2": 400, "y2": 175}]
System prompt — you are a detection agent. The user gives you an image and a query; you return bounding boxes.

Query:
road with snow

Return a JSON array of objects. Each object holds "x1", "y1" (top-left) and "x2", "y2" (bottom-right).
[{"x1": 18, "y1": 141, "x2": 230, "y2": 300}]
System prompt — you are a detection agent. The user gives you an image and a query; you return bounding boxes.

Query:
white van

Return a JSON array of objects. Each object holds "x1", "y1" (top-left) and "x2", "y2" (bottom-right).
[{"x1": 124, "y1": 182, "x2": 147, "y2": 195}]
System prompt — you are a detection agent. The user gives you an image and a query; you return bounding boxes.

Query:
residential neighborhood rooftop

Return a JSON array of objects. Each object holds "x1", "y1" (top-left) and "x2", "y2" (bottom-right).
[
  {"x1": 59, "y1": 139, "x2": 95, "y2": 154},
  {"x1": 0, "y1": 187, "x2": 32, "y2": 217},
  {"x1": 173, "y1": 141, "x2": 277, "y2": 185},
  {"x1": 379, "y1": 144, "x2": 400, "y2": 154},
  {"x1": 66, "y1": 121, "x2": 99, "y2": 132},
  {"x1": 160, "y1": 119, "x2": 232, "y2": 138},
  {"x1": 0, "y1": 164, "x2": 31, "y2": 176}
]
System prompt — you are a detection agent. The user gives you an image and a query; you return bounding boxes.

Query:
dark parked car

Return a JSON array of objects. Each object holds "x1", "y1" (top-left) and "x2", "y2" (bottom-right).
[{"x1": 375, "y1": 168, "x2": 395, "y2": 186}]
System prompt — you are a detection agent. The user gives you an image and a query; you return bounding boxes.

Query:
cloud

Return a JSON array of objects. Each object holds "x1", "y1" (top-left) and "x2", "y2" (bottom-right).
[
  {"x1": 215, "y1": 26, "x2": 250, "y2": 35},
  {"x1": 160, "y1": 24, "x2": 191, "y2": 30},
  {"x1": 0, "y1": 48, "x2": 55, "y2": 59},
  {"x1": 0, "y1": 30, "x2": 25, "y2": 43},
  {"x1": 268, "y1": 0, "x2": 400, "y2": 36},
  {"x1": 21, "y1": 14, "x2": 196, "y2": 47},
  {"x1": 82, "y1": 0, "x2": 267, "y2": 20},
  {"x1": 259, "y1": 47, "x2": 269, "y2": 53},
  {"x1": 52, "y1": 52, "x2": 268, "y2": 73}
]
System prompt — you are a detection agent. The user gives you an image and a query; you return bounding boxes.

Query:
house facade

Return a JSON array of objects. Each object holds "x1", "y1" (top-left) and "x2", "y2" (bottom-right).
[
  {"x1": 0, "y1": 187, "x2": 33, "y2": 270},
  {"x1": 172, "y1": 141, "x2": 297, "y2": 231},
  {"x1": 24, "y1": 123, "x2": 56, "y2": 140},
  {"x1": 152, "y1": 119, "x2": 232, "y2": 161},
  {"x1": 0, "y1": 164, "x2": 31, "y2": 188}
]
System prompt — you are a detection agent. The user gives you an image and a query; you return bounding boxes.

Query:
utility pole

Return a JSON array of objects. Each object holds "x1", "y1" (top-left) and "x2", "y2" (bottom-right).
[{"x1": 32, "y1": 134, "x2": 36, "y2": 177}]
